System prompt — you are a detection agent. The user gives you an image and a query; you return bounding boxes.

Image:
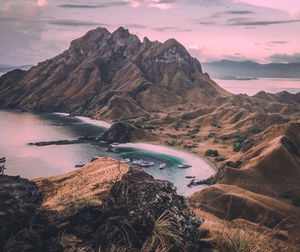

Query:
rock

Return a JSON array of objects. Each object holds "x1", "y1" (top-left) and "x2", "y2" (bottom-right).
[
  {"x1": 105, "y1": 166, "x2": 203, "y2": 251},
  {"x1": 99, "y1": 122, "x2": 136, "y2": 143},
  {"x1": 0, "y1": 175, "x2": 42, "y2": 251},
  {"x1": 0, "y1": 175, "x2": 63, "y2": 252}
]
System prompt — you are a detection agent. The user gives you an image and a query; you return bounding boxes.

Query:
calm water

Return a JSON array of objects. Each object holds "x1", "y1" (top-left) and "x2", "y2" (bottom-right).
[
  {"x1": 0, "y1": 110, "x2": 214, "y2": 196},
  {"x1": 216, "y1": 78, "x2": 300, "y2": 95}
]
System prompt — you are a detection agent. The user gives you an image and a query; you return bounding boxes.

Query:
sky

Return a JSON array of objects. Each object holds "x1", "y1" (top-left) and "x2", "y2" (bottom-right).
[{"x1": 0, "y1": 0, "x2": 300, "y2": 65}]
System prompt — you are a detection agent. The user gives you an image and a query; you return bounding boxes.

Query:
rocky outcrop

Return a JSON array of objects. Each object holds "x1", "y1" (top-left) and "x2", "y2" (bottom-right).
[
  {"x1": 98, "y1": 122, "x2": 137, "y2": 143},
  {"x1": 51, "y1": 166, "x2": 203, "y2": 251},
  {"x1": 0, "y1": 175, "x2": 62, "y2": 252},
  {"x1": 1, "y1": 165, "x2": 204, "y2": 251}
]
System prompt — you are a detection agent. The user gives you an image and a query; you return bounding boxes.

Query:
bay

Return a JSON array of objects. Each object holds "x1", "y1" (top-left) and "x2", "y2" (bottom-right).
[{"x1": 0, "y1": 110, "x2": 214, "y2": 196}]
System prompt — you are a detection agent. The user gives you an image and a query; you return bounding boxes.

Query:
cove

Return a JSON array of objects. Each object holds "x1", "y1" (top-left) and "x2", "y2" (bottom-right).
[{"x1": 0, "y1": 110, "x2": 214, "y2": 196}]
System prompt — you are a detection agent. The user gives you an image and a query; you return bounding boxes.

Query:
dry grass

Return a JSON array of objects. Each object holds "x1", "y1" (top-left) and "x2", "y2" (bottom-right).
[
  {"x1": 141, "y1": 210, "x2": 186, "y2": 252},
  {"x1": 33, "y1": 157, "x2": 129, "y2": 210},
  {"x1": 214, "y1": 220, "x2": 295, "y2": 252}
]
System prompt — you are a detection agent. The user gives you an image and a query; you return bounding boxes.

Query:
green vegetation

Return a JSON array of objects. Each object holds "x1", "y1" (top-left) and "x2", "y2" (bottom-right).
[
  {"x1": 215, "y1": 157, "x2": 226, "y2": 162},
  {"x1": 165, "y1": 140, "x2": 176, "y2": 146},
  {"x1": 233, "y1": 135, "x2": 247, "y2": 152},
  {"x1": 205, "y1": 149, "x2": 219, "y2": 157},
  {"x1": 292, "y1": 197, "x2": 300, "y2": 206},
  {"x1": 62, "y1": 196, "x2": 99, "y2": 209},
  {"x1": 207, "y1": 132, "x2": 215, "y2": 138},
  {"x1": 119, "y1": 115, "x2": 139, "y2": 122},
  {"x1": 252, "y1": 127, "x2": 262, "y2": 134}
]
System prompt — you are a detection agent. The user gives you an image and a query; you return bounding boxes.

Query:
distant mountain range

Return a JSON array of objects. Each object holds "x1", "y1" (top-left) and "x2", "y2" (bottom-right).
[
  {"x1": 0, "y1": 65, "x2": 33, "y2": 74},
  {"x1": 202, "y1": 60, "x2": 300, "y2": 79}
]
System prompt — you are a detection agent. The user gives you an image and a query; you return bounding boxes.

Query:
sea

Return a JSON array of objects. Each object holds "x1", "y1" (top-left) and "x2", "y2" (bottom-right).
[
  {"x1": 215, "y1": 77, "x2": 300, "y2": 95},
  {"x1": 0, "y1": 110, "x2": 214, "y2": 196}
]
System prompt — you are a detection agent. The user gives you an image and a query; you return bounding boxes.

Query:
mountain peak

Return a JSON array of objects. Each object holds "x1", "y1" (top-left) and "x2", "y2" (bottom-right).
[{"x1": 113, "y1": 26, "x2": 129, "y2": 35}]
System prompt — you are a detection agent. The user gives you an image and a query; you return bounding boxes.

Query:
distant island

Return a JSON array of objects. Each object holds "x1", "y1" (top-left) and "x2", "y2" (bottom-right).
[{"x1": 203, "y1": 60, "x2": 300, "y2": 79}]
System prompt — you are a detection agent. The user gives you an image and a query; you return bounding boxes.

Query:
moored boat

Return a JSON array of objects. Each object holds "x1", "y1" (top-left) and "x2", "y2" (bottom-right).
[
  {"x1": 159, "y1": 163, "x2": 166, "y2": 169},
  {"x1": 178, "y1": 164, "x2": 192, "y2": 169},
  {"x1": 74, "y1": 161, "x2": 85, "y2": 168},
  {"x1": 132, "y1": 159, "x2": 154, "y2": 167},
  {"x1": 0, "y1": 157, "x2": 6, "y2": 163},
  {"x1": 120, "y1": 158, "x2": 130, "y2": 163}
]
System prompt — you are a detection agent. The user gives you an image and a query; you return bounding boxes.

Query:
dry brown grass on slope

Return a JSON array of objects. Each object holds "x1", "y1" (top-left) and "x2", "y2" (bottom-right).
[
  {"x1": 193, "y1": 209, "x2": 298, "y2": 252},
  {"x1": 33, "y1": 156, "x2": 129, "y2": 211}
]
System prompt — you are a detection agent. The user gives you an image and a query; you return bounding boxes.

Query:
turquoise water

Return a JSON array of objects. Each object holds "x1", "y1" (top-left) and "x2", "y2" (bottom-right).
[{"x1": 0, "y1": 110, "x2": 214, "y2": 196}]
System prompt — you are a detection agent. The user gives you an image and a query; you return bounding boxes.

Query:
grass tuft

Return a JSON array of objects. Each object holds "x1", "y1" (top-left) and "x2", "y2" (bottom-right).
[{"x1": 141, "y1": 210, "x2": 186, "y2": 252}]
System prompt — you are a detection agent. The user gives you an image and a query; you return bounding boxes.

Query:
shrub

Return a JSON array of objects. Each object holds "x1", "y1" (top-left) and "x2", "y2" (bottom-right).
[
  {"x1": 165, "y1": 140, "x2": 176, "y2": 146},
  {"x1": 233, "y1": 135, "x2": 247, "y2": 152},
  {"x1": 215, "y1": 157, "x2": 226, "y2": 162},
  {"x1": 205, "y1": 149, "x2": 219, "y2": 157},
  {"x1": 252, "y1": 127, "x2": 262, "y2": 134}
]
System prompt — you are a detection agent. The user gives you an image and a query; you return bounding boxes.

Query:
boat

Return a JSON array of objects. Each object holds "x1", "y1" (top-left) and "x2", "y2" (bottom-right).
[
  {"x1": 177, "y1": 164, "x2": 192, "y2": 169},
  {"x1": 0, "y1": 157, "x2": 6, "y2": 163},
  {"x1": 74, "y1": 161, "x2": 85, "y2": 168},
  {"x1": 139, "y1": 161, "x2": 154, "y2": 167},
  {"x1": 120, "y1": 158, "x2": 130, "y2": 163},
  {"x1": 159, "y1": 163, "x2": 167, "y2": 169},
  {"x1": 185, "y1": 176, "x2": 195, "y2": 179},
  {"x1": 132, "y1": 159, "x2": 141, "y2": 165},
  {"x1": 132, "y1": 159, "x2": 154, "y2": 167},
  {"x1": 111, "y1": 142, "x2": 120, "y2": 146}
]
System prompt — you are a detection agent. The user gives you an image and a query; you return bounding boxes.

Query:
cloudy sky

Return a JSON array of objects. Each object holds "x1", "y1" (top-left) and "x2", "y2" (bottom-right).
[{"x1": 0, "y1": 0, "x2": 300, "y2": 65}]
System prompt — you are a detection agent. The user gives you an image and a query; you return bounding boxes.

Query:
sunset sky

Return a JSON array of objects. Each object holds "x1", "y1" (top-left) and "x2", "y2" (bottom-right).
[{"x1": 0, "y1": 0, "x2": 300, "y2": 65}]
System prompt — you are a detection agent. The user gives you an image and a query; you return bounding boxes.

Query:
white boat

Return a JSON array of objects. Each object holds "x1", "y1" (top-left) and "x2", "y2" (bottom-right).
[
  {"x1": 159, "y1": 163, "x2": 167, "y2": 169},
  {"x1": 132, "y1": 159, "x2": 154, "y2": 167},
  {"x1": 74, "y1": 161, "x2": 85, "y2": 168},
  {"x1": 111, "y1": 142, "x2": 120, "y2": 146},
  {"x1": 177, "y1": 164, "x2": 192, "y2": 169},
  {"x1": 139, "y1": 161, "x2": 154, "y2": 167},
  {"x1": 132, "y1": 159, "x2": 141, "y2": 165},
  {"x1": 120, "y1": 158, "x2": 130, "y2": 163}
]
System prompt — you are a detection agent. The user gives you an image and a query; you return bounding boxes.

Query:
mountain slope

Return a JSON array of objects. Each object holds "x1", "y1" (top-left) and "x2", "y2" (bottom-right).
[{"x1": 0, "y1": 27, "x2": 230, "y2": 119}]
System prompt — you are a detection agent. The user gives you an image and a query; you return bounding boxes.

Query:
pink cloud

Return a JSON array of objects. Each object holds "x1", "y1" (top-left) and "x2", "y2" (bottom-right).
[{"x1": 36, "y1": 0, "x2": 48, "y2": 7}]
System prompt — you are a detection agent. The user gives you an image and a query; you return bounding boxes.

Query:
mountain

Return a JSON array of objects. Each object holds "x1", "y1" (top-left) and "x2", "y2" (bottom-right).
[
  {"x1": 203, "y1": 60, "x2": 300, "y2": 79},
  {"x1": 0, "y1": 27, "x2": 229, "y2": 119},
  {"x1": 0, "y1": 64, "x2": 32, "y2": 74}
]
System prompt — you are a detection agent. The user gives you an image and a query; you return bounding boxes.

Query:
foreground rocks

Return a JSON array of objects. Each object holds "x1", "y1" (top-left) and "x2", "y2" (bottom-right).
[
  {"x1": 0, "y1": 175, "x2": 62, "y2": 252},
  {"x1": 1, "y1": 165, "x2": 204, "y2": 251}
]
